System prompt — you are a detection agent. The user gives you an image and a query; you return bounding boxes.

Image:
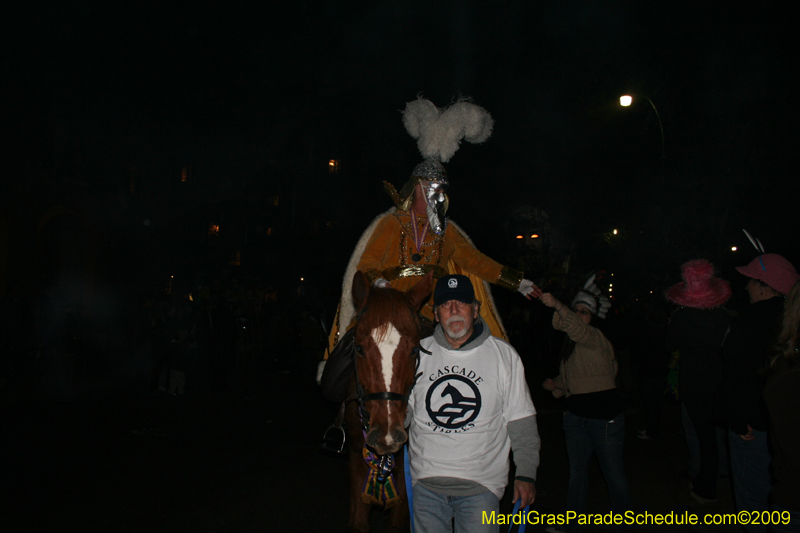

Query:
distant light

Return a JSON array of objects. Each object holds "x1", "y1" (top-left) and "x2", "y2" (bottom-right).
[
  {"x1": 620, "y1": 95, "x2": 633, "y2": 107},
  {"x1": 611, "y1": 273, "x2": 614, "y2": 276},
  {"x1": 650, "y1": 291, "x2": 653, "y2": 294},
  {"x1": 300, "y1": 277, "x2": 304, "y2": 281},
  {"x1": 171, "y1": 275, "x2": 174, "y2": 279},
  {"x1": 188, "y1": 294, "x2": 193, "y2": 302},
  {"x1": 609, "y1": 283, "x2": 613, "y2": 287},
  {"x1": 731, "y1": 246, "x2": 738, "y2": 251},
  {"x1": 613, "y1": 229, "x2": 618, "y2": 235},
  {"x1": 609, "y1": 287, "x2": 613, "y2": 292}
]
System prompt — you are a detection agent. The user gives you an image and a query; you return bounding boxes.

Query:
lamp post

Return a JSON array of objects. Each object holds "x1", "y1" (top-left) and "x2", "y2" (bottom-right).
[{"x1": 619, "y1": 94, "x2": 665, "y2": 161}]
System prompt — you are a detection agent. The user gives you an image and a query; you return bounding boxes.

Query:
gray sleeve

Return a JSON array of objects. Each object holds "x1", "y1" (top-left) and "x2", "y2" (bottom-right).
[{"x1": 507, "y1": 415, "x2": 540, "y2": 482}]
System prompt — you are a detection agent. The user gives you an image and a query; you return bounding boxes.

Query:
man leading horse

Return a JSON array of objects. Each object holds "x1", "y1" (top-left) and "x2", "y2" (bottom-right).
[{"x1": 408, "y1": 274, "x2": 540, "y2": 532}]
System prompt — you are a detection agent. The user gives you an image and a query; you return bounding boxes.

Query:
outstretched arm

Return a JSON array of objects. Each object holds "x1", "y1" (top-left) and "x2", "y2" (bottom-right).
[{"x1": 539, "y1": 292, "x2": 567, "y2": 318}]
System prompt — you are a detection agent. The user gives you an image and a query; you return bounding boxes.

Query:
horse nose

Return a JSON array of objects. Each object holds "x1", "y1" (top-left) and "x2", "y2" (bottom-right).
[
  {"x1": 365, "y1": 427, "x2": 407, "y2": 455},
  {"x1": 366, "y1": 429, "x2": 380, "y2": 449},
  {"x1": 393, "y1": 428, "x2": 408, "y2": 446}
]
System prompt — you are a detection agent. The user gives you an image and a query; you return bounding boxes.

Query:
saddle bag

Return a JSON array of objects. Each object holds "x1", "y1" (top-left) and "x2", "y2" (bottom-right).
[{"x1": 320, "y1": 327, "x2": 356, "y2": 403}]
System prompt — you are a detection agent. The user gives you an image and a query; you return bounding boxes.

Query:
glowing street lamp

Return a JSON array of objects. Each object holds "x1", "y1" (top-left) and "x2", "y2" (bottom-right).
[{"x1": 619, "y1": 94, "x2": 665, "y2": 161}]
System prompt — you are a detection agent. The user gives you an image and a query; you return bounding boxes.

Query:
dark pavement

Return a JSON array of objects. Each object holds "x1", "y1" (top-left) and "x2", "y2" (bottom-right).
[{"x1": 4, "y1": 363, "x2": 744, "y2": 532}]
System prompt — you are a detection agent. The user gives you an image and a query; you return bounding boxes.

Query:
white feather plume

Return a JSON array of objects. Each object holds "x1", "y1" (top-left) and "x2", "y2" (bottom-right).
[
  {"x1": 742, "y1": 229, "x2": 766, "y2": 253},
  {"x1": 402, "y1": 97, "x2": 494, "y2": 163}
]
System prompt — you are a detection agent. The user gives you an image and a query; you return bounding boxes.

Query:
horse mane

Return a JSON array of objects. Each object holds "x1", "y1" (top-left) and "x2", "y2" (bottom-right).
[{"x1": 357, "y1": 288, "x2": 420, "y2": 343}]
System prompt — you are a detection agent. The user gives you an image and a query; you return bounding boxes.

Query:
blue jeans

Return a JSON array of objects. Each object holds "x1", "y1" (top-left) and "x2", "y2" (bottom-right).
[
  {"x1": 728, "y1": 429, "x2": 771, "y2": 533},
  {"x1": 413, "y1": 482, "x2": 500, "y2": 533},
  {"x1": 771, "y1": 503, "x2": 800, "y2": 533},
  {"x1": 563, "y1": 411, "x2": 634, "y2": 532}
]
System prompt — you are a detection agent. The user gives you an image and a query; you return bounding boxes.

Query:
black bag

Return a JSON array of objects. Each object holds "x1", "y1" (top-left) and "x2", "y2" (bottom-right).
[{"x1": 320, "y1": 327, "x2": 356, "y2": 403}]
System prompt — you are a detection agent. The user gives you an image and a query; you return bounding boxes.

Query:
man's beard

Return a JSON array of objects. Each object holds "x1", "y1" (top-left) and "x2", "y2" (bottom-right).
[{"x1": 443, "y1": 315, "x2": 469, "y2": 339}]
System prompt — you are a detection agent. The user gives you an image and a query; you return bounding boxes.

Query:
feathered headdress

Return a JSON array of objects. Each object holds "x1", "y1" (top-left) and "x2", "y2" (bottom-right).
[
  {"x1": 384, "y1": 96, "x2": 494, "y2": 210},
  {"x1": 571, "y1": 273, "x2": 611, "y2": 319}
]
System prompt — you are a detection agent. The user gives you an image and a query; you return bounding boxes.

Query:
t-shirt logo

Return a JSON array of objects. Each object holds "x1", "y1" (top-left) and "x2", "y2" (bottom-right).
[{"x1": 425, "y1": 375, "x2": 481, "y2": 429}]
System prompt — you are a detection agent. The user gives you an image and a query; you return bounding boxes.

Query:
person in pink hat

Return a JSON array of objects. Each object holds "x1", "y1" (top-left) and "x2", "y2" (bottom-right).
[
  {"x1": 665, "y1": 259, "x2": 731, "y2": 504},
  {"x1": 719, "y1": 253, "x2": 800, "y2": 533}
]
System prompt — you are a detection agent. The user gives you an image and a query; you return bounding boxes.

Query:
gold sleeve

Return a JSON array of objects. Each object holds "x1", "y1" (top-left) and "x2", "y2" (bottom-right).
[{"x1": 495, "y1": 265, "x2": 524, "y2": 291}]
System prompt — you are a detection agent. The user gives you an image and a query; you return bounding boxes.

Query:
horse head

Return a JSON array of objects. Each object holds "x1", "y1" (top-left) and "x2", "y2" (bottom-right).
[{"x1": 351, "y1": 270, "x2": 433, "y2": 455}]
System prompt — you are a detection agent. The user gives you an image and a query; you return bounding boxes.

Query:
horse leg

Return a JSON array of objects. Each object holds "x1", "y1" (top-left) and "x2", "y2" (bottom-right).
[{"x1": 346, "y1": 400, "x2": 371, "y2": 533}]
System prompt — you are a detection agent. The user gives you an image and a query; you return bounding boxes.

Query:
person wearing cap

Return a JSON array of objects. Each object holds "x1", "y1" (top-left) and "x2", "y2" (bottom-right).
[
  {"x1": 718, "y1": 253, "x2": 800, "y2": 532},
  {"x1": 539, "y1": 277, "x2": 633, "y2": 533},
  {"x1": 664, "y1": 259, "x2": 732, "y2": 503},
  {"x1": 407, "y1": 274, "x2": 540, "y2": 532}
]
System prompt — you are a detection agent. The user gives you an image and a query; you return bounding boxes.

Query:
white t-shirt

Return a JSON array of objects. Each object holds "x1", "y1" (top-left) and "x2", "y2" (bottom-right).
[{"x1": 408, "y1": 334, "x2": 536, "y2": 498}]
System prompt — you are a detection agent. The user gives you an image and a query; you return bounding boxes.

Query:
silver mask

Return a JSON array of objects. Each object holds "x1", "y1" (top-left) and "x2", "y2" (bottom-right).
[{"x1": 421, "y1": 179, "x2": 449, "y2": 235}]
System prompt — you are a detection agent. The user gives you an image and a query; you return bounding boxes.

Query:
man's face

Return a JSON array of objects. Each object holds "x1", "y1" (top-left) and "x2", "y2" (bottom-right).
[{"x1": 434, "y1": 299, "x2": 478, "y2": 342}]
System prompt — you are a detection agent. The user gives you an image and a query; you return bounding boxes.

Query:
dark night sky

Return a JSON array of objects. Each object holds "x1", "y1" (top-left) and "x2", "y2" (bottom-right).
[{"x1": 3, "y1": 1, "x2": 798, "y2": 280}]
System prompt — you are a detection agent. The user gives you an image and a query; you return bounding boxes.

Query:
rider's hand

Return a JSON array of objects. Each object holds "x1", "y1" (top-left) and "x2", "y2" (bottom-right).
[{"x1": 518, "y1": 279, "x2": 543, "y2": 300}]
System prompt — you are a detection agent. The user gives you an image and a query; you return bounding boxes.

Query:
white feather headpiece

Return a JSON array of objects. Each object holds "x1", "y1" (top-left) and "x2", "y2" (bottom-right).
[
  {"x1": 402, "y1": 97, "x2": 494, "y2": 163},
  {"x1": 571, "y1": 274, "x2": 611, "y2": 319}
]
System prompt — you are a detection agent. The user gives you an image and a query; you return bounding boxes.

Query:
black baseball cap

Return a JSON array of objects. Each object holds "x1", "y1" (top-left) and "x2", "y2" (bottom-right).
[{"x1": 434, "y1": 274, "x2": 475, "y2": 306}]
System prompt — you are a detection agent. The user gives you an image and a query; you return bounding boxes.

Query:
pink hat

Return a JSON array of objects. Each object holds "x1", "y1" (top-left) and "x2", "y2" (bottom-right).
[
  {"x1": 666, "y1": 259, "x2": 731, "y2": 309},
  {"x1": 736, "y1": 254, "x2": 800, "y2": 296}
]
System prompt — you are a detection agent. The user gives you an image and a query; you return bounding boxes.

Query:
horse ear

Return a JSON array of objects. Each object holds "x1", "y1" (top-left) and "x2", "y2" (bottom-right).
[
  {"x1": 407, "y1": 271, "x2": 434, "y2": 311},
  {"x1": 352, "y1": 271, "x2": 371, "y2": 309}
]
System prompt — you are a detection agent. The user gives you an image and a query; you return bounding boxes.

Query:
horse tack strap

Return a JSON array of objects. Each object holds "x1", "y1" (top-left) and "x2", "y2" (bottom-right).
[{"x1": 362, "y1": 392, "x2": 408, "y2": 402}]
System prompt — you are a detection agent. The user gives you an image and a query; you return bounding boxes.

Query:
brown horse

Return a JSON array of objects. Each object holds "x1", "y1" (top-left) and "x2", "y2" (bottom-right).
[{"x1": 345, "y1": 270, "x2": 433, "y2": 533}]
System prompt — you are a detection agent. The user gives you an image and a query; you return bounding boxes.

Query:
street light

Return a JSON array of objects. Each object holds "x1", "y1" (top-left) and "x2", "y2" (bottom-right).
[{"x1": 619, "y1": 94, "x2": 665, "y2": 161}]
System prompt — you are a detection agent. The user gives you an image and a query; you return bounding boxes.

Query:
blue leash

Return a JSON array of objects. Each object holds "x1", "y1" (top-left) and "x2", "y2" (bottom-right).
[
  {"x1": 508, "y1": 499, "x2": 529, "y2": 533},
  {"x1": 404, "y1": 444, "x2": 414, "y2": 533}
]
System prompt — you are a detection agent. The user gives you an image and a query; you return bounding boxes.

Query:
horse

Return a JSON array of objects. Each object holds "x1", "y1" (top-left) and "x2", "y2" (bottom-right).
[{"x1": 344, "y1": 270, "x2": 433, "y2": 533}]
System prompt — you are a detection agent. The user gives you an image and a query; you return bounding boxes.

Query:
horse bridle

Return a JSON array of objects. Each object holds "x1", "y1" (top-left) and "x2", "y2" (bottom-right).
[{"x1": 350, "y1": 306, "x2": 431, "y2": 431}]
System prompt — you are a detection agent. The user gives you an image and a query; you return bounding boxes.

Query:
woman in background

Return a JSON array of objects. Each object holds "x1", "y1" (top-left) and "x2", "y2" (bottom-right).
[
  {"x1": 540, "y1": 276, "x2": 633, "y2": 533},
  {"x1": 764, "y1": 281, "x2": 800, "y2": 533}
]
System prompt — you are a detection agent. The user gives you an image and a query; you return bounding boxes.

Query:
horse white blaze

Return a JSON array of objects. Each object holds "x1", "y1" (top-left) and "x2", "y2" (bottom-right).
[{"x1": 371, "y1": 324, "x2": 401, "y2": 443}]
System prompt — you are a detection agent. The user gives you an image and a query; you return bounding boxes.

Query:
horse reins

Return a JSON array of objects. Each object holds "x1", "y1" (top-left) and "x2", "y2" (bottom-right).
[{"x1": 351, "y1": 303, "x2": 431, "y2": 431}]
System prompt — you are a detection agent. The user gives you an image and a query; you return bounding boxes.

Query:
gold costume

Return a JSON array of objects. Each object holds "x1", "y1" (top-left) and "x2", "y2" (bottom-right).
[{"x1": 325, "y1": 208, "x2": 524, "y2": 356}]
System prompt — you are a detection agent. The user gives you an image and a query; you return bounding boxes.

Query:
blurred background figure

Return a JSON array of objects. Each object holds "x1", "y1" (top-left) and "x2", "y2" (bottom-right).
[
  {"x1": 628, "y1": 292, "x2": 670, "y2": 441},
  {"x1": 764, "y1": 281, "x2": 800, "y2": 533},
  {"x1": 665, "y1": 259, "x2": 731, "y2": 503}
]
